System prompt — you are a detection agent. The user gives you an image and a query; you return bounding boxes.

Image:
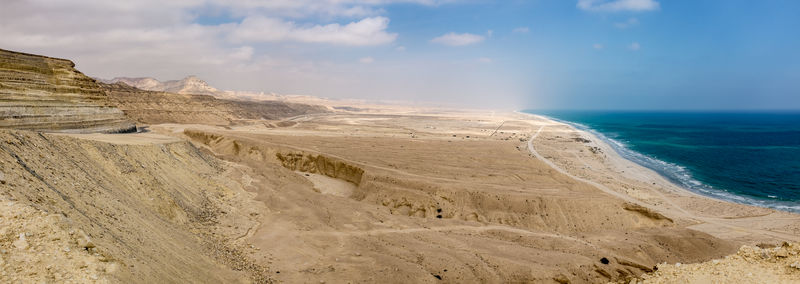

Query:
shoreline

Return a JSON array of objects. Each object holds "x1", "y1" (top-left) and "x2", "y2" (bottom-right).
[
  {"x1": 516, "y1": 111, "x2": 800, "y2": 244},
  {"x1": 533, "y1": 112, "x2": 800, "y2": 214}
]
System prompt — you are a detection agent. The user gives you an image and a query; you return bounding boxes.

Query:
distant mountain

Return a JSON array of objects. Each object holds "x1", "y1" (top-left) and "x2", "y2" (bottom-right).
[
  {"x1": 98, "y1": 75, "x2": 381, "y2": 108},
  {"x1": 101, "y1": 76, "x2": 225, "y2": 98}
]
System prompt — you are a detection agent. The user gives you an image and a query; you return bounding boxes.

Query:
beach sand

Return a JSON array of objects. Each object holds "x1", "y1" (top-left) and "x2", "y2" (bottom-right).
[{"x1": 525, "y1": 112, "x2": 800, "y2": 243}]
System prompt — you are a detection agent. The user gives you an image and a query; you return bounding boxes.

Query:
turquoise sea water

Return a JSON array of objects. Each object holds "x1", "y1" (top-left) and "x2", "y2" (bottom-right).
[{"x1": 524, "y1": 111, "x2": 800, "y2": 213}]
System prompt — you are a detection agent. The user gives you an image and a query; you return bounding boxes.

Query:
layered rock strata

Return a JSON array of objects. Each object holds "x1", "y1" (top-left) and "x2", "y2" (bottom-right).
[{"x1": 0, "y1": 49, "x2": 135, "y2": 133}]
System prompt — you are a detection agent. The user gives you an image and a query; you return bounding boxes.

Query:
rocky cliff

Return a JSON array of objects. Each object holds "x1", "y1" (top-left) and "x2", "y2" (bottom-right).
[{"x1": 0, "y1": 49, "x2": 135, "y2": 133}]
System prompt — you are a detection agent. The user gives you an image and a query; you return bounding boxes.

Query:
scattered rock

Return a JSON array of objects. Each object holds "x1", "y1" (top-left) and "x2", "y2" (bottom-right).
[
  {"x1": 0, "y1": 171, "x2": 5, "y2": 184},
  {"x1": 588, "y1": 146, "x2": 603, "y2": 154},
  {"x1": 77, "y1": 230, "x2": 95, "y2": 249},
  {"x1": 640, "y1": 243, "x2": 800, "y2": 283},
  {"x1": 13, "y1": 233, "x2": 29, "y2": 250},
  {"x1": 600, "y1": 257, "x2": 609, "y2": 264},
  {"x1": 553, "y1": 274, "x2": 570, "y2": 284}
]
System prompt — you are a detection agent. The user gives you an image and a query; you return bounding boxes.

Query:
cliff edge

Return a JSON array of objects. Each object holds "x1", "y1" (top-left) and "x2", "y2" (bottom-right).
[{"x1": 0, "y1": 49, "x2": 135, "y2": 133}]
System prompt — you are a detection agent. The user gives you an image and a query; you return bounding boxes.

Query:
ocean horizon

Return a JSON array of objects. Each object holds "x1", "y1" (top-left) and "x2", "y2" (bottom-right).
[{"x1": 525, "y1": 110, "x2": 800, "y2": 213}]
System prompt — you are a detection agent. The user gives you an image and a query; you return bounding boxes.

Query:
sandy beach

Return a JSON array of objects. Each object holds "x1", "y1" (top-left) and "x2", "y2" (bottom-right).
[{"x1": 524, "y1": 112, "x2": 800, "y2": 241}]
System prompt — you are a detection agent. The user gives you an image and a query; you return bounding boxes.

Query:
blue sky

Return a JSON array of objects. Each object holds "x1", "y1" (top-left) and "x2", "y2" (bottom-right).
[{"x1": 2, "y1": 0, "x2": 799, "y2": 110}]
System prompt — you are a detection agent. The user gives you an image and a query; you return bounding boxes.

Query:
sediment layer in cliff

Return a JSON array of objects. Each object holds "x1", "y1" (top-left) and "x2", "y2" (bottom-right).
[{"x1": 0, "y1": 49, "x2": 135, "y2": 133}]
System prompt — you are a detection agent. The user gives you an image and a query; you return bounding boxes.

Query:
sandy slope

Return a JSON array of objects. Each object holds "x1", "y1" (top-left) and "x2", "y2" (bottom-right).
[{"x1": 0, "y1": 130, "x2": 267, "y2": 283}]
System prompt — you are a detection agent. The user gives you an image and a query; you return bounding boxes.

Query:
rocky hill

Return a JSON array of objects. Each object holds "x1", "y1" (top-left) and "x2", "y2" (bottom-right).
[
  {"x1": 0, "y1": 49, "x2": 135, "y2": 133},
  {"x1": 101, "y1": 82, "x2": 329, "y2": 125},
  {"x1": 100, "y1": 76, "x2": 226, "y2": 98}
]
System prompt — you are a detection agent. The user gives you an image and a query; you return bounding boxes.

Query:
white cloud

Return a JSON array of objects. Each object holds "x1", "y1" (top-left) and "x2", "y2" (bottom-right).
[
  {"x1": 487, "y1": 30, "x2": 494, "y2": 37},
  {"x1": 614, "y1": 18, "x2": 639, "y2": 29},
  {"x1": 577, "y1": 0, "x2": 660, "y2": 12},
  {"x1": 396, "y1": 46, "x2": 407, "y2": 51},
  {"x1": 0, "y1": 0, "x2": 527, "y2": 108},
  {"x1": 204, "y1": 0, "x2": 459, "y2": 19},
  {"x1": 231, "y1": 16, "x2": 397, "y2": 46},
  {"x1": 431, "y1": 32, "x2": 485, "y2": 46},
  {"x1": 593, "y1": 43, "x2": 604, "y2": 49},
  {"x1": 229, "y1": 46, "x2": 254, "y2": 61},
  {"x1": 359, "y1": 56, "x2": 375, "y2": 64},
  {"x1": 513, "y1": 27, "x2": 530, "y2": 34},
  {"x1": 629, "y1": 42, "x2": 641, "y2": 51},
  {"x1": 477, "y1": 57, "x2": 493, "y2": 63}
]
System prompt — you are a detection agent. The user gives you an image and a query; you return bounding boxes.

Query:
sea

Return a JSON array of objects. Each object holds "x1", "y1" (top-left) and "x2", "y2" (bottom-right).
[{"x1": 524, "y1": 110, "x2": 800, "y2": 213}]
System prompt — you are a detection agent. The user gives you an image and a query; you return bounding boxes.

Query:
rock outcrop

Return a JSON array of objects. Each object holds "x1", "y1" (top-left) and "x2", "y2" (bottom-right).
[
  {"x1": 0, "y1": 49, "x2": 135, "y2": 133},
  {"x1": 101, "y1": 82, "x2": 329, "y2": 125},
  {"x1": 630, "y1": 242, "x2": 800, "y2": 283}
]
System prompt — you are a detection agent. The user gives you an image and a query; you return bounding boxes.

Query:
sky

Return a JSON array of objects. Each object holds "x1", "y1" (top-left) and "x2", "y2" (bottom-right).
[{"x1": 1, "y1": 0, "x2": 799, "y2": 110}]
